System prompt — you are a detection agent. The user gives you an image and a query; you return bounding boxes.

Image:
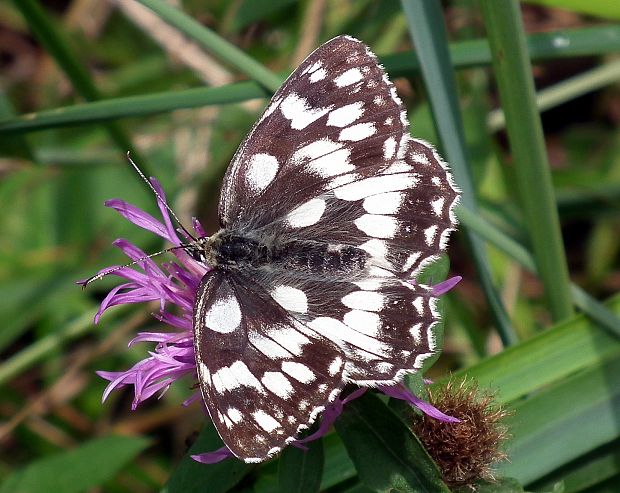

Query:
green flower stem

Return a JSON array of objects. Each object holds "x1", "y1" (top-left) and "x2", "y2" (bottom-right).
[{"x1": 480, "y1": 0, "x2": 574, "y2": 322}]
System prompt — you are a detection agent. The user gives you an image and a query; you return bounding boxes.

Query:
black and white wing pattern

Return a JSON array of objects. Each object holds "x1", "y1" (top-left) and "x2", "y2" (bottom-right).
[
  {"x1": 193, "y1": 35, "x2": 460, "y2": 463},
  {"x1": 193, "y1": 270, "x2": 344, "y2": 462}
]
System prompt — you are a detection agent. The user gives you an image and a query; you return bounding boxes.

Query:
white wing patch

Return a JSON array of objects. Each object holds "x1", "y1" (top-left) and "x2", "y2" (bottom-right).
[
  {"x1": 354, "y1": 214, "x2": 399, "y2": 238},
  {"x1": 280, "y1": 93, "x2": 332, "y2": 130},
  {"x1": 271, "y1": 285, "x2": 309, "y2": 313},
  {"x1": 246, "y1": 153, "x2": 279, "y2": 192},
  {"x1": 339, "y1": 122, "x2": 376, "y2": 141},
  {"x1": 334, "y1": 173, "x2": 418, "y2": 201},
  {"x1": 285, "y1": 198, "x2": 327, "y2": 228},
  {"x1": 327, "y1": 102, "x2": 365, "y2": 127},
  {"x1": 334, "y1": 67, "x2": 364, "y2": 87},
  {"x1": 204, "y1": 295, "x2": 242, "y2": 334},
  {"x1": 363, "y1": 191, "x2": 403, "y2": 214}
]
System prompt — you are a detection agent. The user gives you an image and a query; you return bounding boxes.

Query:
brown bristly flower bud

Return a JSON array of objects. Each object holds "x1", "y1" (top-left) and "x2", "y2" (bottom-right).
[{"x1": 411, "y1": 379, "x2": 511, "y2": 491}]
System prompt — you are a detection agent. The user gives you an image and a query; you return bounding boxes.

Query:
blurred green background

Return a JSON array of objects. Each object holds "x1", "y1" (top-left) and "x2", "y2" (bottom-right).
[{"x1": 1, "y1": 1, "x2": 620, "y2": 492}]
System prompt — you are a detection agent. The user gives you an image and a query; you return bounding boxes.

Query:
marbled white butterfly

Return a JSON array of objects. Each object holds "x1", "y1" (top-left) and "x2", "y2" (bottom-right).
[{"x1": 183, "y1": 35, "x2": 460, "y2": 462}]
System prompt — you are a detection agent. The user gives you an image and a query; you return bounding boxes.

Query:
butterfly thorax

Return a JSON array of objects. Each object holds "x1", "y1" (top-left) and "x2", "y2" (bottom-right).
[
  {"x1": 196, "y1": 228, "x2": 368, "y2": 275},
  {"x1": 196, "y1": 229, "x2": 272, "y2": 269}
]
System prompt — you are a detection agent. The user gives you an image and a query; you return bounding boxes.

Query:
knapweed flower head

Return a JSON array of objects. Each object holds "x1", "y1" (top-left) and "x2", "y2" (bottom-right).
[
  {"x1": 411, "y1": 378, "x2": 511, "y2": 490},
  {"x1": 82, "y1": 177, "x2": 461, "y2": 463}
]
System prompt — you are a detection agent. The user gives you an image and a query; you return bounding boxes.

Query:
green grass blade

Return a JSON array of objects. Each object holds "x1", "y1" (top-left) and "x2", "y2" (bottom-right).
[
  {"x1": 136, "y1": 0, "x2": 282, "y2": 92},
  {"x1": 381, "y1": 24, "x2": 620, "y2": 76},
  {"x1": 500, "y1": 356, "x2": 620, "y2": 484},
  {"x1": 3, "y1": 25, "x2": 620, "y2": 135},
  {"x1": 522, "y1": 0, "x2": 620, "y2": 20},
  {"x1": 400, "y1": 0, "x2": 517, "y2": 346},
  {"x1": 448, "y1": 294, "x2": 620, "y2": 484},
  {"x1": 0, "y1": 82, "x2": 267, "y2": 134},
  {"x1": 488, "y1": 58, "x2": 620, "y2": 132},
  {"x1": 0, "y1": 88, "x2": 34, "y2": 161},
  {"x1": 480, "y1": 0, "x2": 574, "y2": 322},
  {"x1": 13, "y1": 0, "x2": 149, "y2": 170},
  {"x1": 457, "y1": 206, "x2": 620, "y2": 337},
  {"x1": 531, "y1": 440, "x2": 620, "y2": 493},
  {"x1": 453, "y1": 293, "x2": 620, "y2": 404}
]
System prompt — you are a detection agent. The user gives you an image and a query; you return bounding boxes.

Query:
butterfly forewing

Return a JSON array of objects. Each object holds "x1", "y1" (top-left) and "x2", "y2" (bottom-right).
[
  {"x1": 194, "y1": 35, "x2": 460, "y2": 463},
  {"x1": 218, "y1": 35, "x2": 410, "y2": 230}
]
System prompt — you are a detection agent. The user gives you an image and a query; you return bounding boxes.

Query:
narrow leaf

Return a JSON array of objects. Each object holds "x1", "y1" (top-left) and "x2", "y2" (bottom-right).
[
  {"x1": 278, "y1": 438, "x2": 324, "y2": 493},
  {"x1": 334, "y1": 392, "x2": 450, "y2": 493},
  {"x1": 161, "y1": 424, "x2": 252, "y2": 493}
]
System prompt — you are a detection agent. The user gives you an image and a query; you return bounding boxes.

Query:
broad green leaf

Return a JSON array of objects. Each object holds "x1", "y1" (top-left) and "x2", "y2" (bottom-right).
[
  {"x1": 530, "y1": 439, "x2": 620, "y2": 493},
  {"x1": 319, "y1": 432, "x2": 356, "y2": 490},
  {"x1": 0, "y1": 435, "x2": 150, "y2": 493},
  {"x1": 499, "y1": 356, "x2": 620, "y2": 484},
  {"x1": 334, "y1": 392, "x2": 450, "y2": 493},
  {"x1": 455, "y1": 295, "x2": 620, "y2": 405},
  {"x1": 278, "y1": 437, "x2": 324, "y2": 493},
  {"x1": 474, "y1": 477, "x2": 528, "y2": 492}
]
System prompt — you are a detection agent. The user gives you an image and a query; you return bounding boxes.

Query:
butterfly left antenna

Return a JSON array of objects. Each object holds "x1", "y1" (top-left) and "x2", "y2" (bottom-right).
[
  {"x1": 126, "y1": 152, "x2": 198, "y2": 242},
  {"x1": 79, "y1": 244, "x2": 191, "y2": 288}
]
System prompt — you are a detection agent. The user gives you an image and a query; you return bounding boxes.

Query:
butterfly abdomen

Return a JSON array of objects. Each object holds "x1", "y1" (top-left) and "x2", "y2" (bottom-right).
[
  {"x1": 275, "y1": 241, "x2": 368, "y2": 275},
  {"x1": 206, "y1": 228, "x2": 368, "y2": 277}
]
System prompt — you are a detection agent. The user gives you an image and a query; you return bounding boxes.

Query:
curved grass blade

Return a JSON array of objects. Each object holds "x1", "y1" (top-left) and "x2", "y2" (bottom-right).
[
  {"x1": 400, "y1": 0, "x2": 517, "y2": 346},
  {"x1": 0, "y1": 82, "x2": 267, "y2": 135},
  {"x1": 3, "y1": 26, "x2": 620, "y2": 135},
  {"x1": 500, "y1": 356, "x2": 620, "y2": 485},
  {"x1": 522, "y1": 0, "x2": 620, "y2": 20},
  {"x1": 457, "y1": 206, "x2": 620, "y2": 337}
]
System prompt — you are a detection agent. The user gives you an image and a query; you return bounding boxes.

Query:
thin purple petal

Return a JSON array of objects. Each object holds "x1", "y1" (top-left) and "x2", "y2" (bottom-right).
[
  {"x1": 106, "y1": 199, "x2": 171, "y2": 241},
  {"x1": 432, "y1": 276, "x2": 462, "y2": 296},
  {"x1": 192, "y1": 447, "x2": 235, "y2": 464},
  {"x1": 193, "y1": 218, "x2": 207, "y2": 237},
  {"x1": 379, "y1": 384, "x2": 460, "y2": 423},
  {"x1": 150, "y1": 178, "x2": 182, "y2": 245}
]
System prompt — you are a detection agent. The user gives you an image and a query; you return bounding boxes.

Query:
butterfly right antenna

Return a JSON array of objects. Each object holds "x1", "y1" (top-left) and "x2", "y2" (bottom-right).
[{"x1": 126, "y1": 152, "x2": 198, "y2": 243}]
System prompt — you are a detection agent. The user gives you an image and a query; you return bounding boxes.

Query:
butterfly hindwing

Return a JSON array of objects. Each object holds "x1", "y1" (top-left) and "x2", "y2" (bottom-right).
[{"x1": 193, "y1": 269, "x2": 345, "y2": 462}]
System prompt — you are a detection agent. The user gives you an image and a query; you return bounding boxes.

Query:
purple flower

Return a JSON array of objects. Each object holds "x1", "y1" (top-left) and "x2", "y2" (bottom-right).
[{"x1": 83, "y1": 178, "x2": 459, "y2": 463}]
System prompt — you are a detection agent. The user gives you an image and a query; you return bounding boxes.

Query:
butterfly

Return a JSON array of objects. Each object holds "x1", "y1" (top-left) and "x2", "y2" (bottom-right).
[{"x1": 180, "y1": 35, "x2": 460, "y2": 463}]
